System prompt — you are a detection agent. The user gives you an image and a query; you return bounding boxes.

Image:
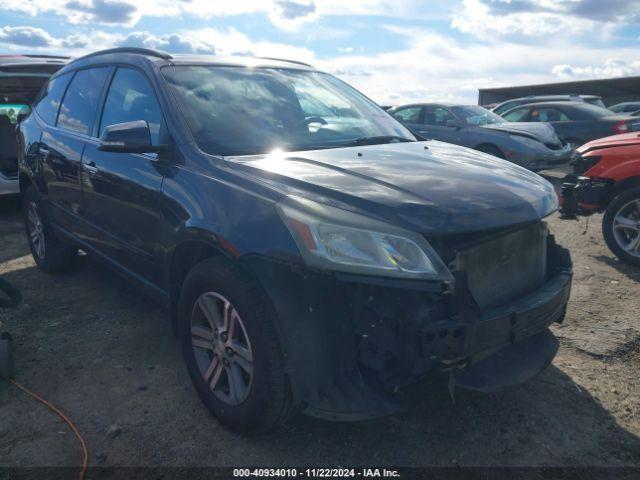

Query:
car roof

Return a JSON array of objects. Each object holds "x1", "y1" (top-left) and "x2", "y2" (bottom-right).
[
  {"x1": 509, "y1": 94, "x2": 599, "y2": 101},
  {"x1": 612, "y1": 101, "x2": 640, "y2": 106},
  {"x1": 63, "y1": 47, "x2": 316, "y2": 72},
  {"x1": 505, "y1": 101, "x2": 585, "y2": 109},
  {"x1": 390, "y1": 102, "x2": 459, "y2": 109}
]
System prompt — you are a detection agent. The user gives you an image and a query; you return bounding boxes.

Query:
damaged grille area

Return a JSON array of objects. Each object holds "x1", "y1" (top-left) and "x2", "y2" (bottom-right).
[{"x1": 455, "y1": 221, "x2": 548, "y2": 310}]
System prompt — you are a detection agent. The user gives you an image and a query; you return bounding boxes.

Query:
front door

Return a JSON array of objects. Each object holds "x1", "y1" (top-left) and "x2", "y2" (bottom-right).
[
  {"x1": 418, "y1": 105, "x2": 463, "y2": 145},
  {"x1": 80, "y1": 67, "x2": 169, "y2": 285}
]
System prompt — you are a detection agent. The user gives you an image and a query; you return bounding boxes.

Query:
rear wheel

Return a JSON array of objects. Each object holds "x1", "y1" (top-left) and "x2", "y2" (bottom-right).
[
  {"x1": 22, "y1": 186, "x2": 76, "y2": 273},
  {"x1": 602, "y1": 187, "x2": 640, "y2": 266},
  {"x1": 178, "y1": 257, "x2": 298, "y2": 433}
]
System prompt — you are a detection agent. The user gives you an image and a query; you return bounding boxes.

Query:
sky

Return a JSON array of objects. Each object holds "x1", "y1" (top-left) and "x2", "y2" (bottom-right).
[{"x1": 1, "y1": 0, "x2": 639, "y2": 104}]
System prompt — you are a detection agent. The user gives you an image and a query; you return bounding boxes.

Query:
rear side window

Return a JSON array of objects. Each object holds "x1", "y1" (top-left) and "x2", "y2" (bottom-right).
[
  {"x1": 423, "y1": 106, "x2": 456, "y2": 126},
  {"x1": 503, "y1": 107, "x2": 530, "y2": 122},
  {"x1": 58, "y1": 67, "x2": 110, "y2": 135},
  {"x1": 34, "y1": 72, "x2": 72, "y2": 125},
  {"x1": 100, "y1": 68, "x2": 165, "y2": 145},
  {"x1": 530, "y1": 107, "x2": 570, "y2": 122}
]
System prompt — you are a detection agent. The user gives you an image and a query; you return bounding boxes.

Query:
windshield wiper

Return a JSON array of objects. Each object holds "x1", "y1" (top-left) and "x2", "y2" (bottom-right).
[{"x1": 343, "y1": 135, "x2": 415, "y2": 147}]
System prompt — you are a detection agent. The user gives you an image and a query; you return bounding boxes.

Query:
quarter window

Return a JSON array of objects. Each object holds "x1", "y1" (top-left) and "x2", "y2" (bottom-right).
[
  {"x1": 100, "y1": 68, "x2": 165, "y2": 145},
  {"x1": 58, "y1": 67, "x2": 110, "y2": 135},
  {"x1": 34, "y1": 72, "x2": 72, "y2": 125}
]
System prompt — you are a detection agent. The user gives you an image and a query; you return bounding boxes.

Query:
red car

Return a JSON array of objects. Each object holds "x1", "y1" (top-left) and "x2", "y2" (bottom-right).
[{"x1": 561, "y1": 132, "x2": 640, "y2": 266}]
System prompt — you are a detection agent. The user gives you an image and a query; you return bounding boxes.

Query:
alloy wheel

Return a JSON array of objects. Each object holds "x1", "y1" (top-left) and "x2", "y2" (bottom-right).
[
  {"x1": 612, "y1": 198, "x2": 640, "y2": 258},
  {"x1": 190, "y1": 292, "x2": 254, "y2": 405},
  {"x1": 27, "y1": 201, "x2": 45, "y2": 260}
]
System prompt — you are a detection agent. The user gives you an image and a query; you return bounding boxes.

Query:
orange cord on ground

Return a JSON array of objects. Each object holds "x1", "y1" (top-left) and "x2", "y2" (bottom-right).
[{"x1": 9, "y1": 379, "x2": 88, "y2": 480}]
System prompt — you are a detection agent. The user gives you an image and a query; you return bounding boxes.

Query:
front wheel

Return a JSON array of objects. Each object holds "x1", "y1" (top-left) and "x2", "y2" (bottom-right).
[
  {"x1": 178, "y1": 257, "x2": 298, "y2": 433},
  {"x1": 602, "y1": 187, "x2": 640, "y2": 266}
]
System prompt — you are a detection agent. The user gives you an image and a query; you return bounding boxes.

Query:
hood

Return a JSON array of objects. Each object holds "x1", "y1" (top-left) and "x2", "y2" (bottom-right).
[
  {"x1": 578, "y1": 132, "x2": 640, "y2": 154},
  {"x1": 226, "y1": 141, "x2": 558, "y2": 235},
  {"x1": 481, "y1": 122, "x2": 561, "y2": 146}
]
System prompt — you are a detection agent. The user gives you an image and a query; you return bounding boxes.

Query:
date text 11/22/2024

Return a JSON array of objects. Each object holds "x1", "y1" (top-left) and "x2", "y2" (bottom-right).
[{"x1": 233, "y1": 468, "x2": 401, "y2": 478}]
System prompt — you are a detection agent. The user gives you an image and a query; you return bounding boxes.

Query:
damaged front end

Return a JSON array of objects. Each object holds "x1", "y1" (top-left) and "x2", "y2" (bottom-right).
[
  {"x1": 246, "y1": 220, "x2": 572, "y2": 421},
  {"x1": 560, "y1": 173, "x2": 614, "y2": 219}
]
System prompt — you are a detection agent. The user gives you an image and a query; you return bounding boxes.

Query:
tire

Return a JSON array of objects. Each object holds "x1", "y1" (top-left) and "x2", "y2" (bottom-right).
[
  {"x1": 602, "y1": 187, "x2": 640, "y2": 267},
  {"x1": 178, "y1": 257, "x2": 298, "y2": 433},
  {"x1": 22, "y1": 186, "x2": 77, "y2": 273},
  {"x1": 476, "y1": 144, "x2": 504, "y2": 159}
]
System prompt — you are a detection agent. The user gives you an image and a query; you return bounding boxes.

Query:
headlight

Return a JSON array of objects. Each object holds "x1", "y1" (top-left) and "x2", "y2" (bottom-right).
[{"x1": 277, "y1": 196, "x2": 452, "y2": 280}]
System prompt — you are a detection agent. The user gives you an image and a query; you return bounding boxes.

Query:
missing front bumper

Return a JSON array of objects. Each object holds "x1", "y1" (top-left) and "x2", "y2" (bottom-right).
[{"x1": 245, "y1": 232, "x2": 572, "y2": 421}]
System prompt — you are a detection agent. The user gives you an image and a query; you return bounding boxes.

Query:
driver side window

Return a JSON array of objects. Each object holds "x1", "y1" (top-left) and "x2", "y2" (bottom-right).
[
  {"x1": 100, "y1": 68, "x2": 166, "y2": 145},
  {"x1": 393, "y1": 106, "x2": 422, "y2": 123},
  {"x1": 422, "y1": 106, "x2": 456, "y2": 126}
]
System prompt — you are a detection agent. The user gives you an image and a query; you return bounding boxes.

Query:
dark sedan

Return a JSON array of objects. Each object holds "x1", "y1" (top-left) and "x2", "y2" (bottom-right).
[
  {"x1": 388, "y1": 103, "x2": 573, "y2": 171},
  {"x1": 608, "y1": 102, "x2": 640, "y2": 116},
  {"x1": 501, "y1": 101, "x2": 640, "y2": 147}
]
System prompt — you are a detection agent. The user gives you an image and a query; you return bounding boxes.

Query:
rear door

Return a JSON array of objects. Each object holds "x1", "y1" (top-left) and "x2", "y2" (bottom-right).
[
  {"x1": 36, "y1": 68, "x2": 110, "y2": 232},
  {"x1": 530, "y1": 106, "x2": 589, "y2": 144},
  {"x1": 80, "y1": 67, "x2": 168, "y2": 285}
]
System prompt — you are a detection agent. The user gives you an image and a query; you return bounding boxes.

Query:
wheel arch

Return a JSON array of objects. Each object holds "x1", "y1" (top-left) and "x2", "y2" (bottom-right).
[
  {"x1": 167, "y1": 236, "x2": 229, "y2": 337},
  {"x1": 475, "y1": 143, "x2": 505, "y2": 158},
  {"x1": 614, "y1": 175, "x2": 640, "y2": 195}
]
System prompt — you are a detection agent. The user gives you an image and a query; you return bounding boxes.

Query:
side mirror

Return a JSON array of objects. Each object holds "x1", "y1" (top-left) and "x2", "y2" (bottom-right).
[
  {"x1": 98, "y1": 120, "x2": 163, "y2": 154},
  {"x1": 446, "y1": 119, "x2": 462, "y2": 129}
]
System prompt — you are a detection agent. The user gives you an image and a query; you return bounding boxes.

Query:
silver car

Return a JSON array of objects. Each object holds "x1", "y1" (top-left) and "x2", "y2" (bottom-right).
[{"x1": 389, "y1": 103, "x2": 574, "y2": 171}]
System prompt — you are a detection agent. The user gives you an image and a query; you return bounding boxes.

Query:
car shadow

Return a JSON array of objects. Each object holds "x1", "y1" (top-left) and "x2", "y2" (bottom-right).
[
  {"x1": 594, "y1": 255, "x2": 640, "y2": 283},
  {"x1": 1, "y1": 253, "x2": 639, "y2": 468},
  {"x1": 249, "y1": 364, "x2": 640, "y2": 467}
]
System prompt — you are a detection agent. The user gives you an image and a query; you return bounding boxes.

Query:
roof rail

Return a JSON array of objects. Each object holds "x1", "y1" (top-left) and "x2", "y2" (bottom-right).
[
  {"x1": 257, "y1": 57, "x2": 313, "y2": 67},
  {"x1": 22, "y1": 54, "x2": 70, "y2": 60},
  {"x1": 70, "y1": 47, "x2": 173, "y2": 64}
]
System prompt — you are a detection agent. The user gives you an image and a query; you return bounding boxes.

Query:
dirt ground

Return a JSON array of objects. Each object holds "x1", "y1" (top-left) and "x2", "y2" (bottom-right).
[{"x1": 1, "y1": 175, "x2": 639, "y2": 472}]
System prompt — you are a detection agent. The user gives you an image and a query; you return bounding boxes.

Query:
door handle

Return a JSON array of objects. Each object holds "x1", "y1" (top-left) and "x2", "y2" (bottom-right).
[
  {"x1": 38, "y1": 146, "x2": 50, "y2": 157},
  {"x1": 83, "y1": 162, "x2": 98, "y2": 175}
]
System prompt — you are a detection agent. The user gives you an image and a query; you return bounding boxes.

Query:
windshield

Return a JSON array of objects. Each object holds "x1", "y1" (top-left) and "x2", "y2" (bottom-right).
[
  {"x1": 162, "y1": 66, "x2": 414, "y2": 156},
  {"x1": 0, "y1": 103, "x2": 30, "y2": 124},
  {"x1": 450, "y1": 105, "x2": 505, "y2": 126}
]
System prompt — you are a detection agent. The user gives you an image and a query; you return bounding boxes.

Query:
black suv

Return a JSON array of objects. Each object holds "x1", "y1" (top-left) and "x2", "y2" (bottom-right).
[{"x1": 18, "y1": 48, "x2": 572, "y2": 432}]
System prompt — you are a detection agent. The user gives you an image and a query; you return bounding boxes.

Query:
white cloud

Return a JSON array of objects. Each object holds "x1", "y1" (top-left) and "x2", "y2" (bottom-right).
[
  {"x1": 451, "y1": 0, "x2": 639, "y2": 38},
  {"x1": 0, "y1": 26, "x2": 92, "y2": 49},
  {"x1": 1, "y1": 0, "x2": 444, "y2": 29},
  {"x1": 318, "y1": 27, "x2": 640, "y2": 104},
  {"x1": 451, "y1": 0, "x2": 595, "y2": 37},
  {"x1": 552, "y1": 58, "x2": 640, "y2": 80}
]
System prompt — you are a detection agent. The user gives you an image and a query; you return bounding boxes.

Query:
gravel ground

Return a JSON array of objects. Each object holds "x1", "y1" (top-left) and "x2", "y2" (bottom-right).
[{"x1": 1, "y1": 178, "x2": 639, "y2": 472}]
